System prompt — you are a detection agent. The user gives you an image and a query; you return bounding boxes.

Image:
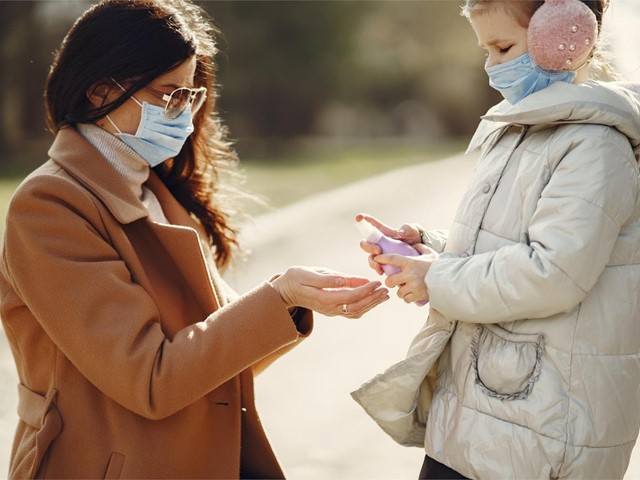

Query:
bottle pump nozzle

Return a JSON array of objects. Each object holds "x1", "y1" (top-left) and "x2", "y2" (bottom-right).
[{"x1": 355, "y1": 219, "x2": 382, "y2": 243}]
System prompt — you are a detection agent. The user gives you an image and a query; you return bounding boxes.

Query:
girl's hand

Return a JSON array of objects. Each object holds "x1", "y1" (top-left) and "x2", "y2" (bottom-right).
[
  {"x1": 356, "y1": 213, "x2": 423, "y2": 275},
  {"x1": 359, "y1": 239, "x2": 384, "y2": 275},
  {"x1": 374, "y1": 244, "x2": 439, "y2": 304},
  {"x1": 271, "y1": 266, "x2": 389, "y2": 318}
]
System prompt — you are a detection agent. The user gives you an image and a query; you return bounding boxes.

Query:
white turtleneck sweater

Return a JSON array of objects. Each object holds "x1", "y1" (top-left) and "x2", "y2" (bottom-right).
[{"x1": 76, "y1": 123, "x2": 169, "y2": 224}]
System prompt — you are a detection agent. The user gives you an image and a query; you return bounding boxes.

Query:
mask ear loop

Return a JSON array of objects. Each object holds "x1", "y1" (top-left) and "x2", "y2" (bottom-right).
[
  {"x1": 106, "y1": 77, "x2": 144, "y2": 134},
  {"x1": 105, "y1": 114, "x2": 123, "y2": 134}
]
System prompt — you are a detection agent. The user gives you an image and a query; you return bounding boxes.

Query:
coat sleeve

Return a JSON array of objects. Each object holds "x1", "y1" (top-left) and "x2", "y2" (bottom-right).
[
  {"x1": 2, "y1": 173, "x2": 309, "y2": 420},
  {"x1": 216, "y1": 275, "x2": 313, "y2": 376},
  {"x1": 419, "y1": 228, "x2": 448, "y2": 253},
  {"x1": 426, "y1": 129, "x2": 639, "y2": 323}
]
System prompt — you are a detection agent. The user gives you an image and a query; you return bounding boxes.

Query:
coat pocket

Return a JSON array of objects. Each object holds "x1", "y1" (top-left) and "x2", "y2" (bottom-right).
[
  {"x1": 10, "y1": 384, "x2": 62, "y2": 479},
  {"x1": 471, "y1": 324, "x2": 544, "y2": 401}
]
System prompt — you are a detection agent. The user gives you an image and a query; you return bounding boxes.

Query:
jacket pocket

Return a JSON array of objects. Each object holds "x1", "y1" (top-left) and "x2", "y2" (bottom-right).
[
  {"x1": 471, "y1": 324, "x2": 544, "y2": 400},
  {"x1": 10, "y1": 384, "x2": 62, "y2": 479}
]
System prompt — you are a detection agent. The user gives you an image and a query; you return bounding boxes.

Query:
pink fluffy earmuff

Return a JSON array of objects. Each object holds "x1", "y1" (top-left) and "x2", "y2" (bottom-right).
[{"x1": 527, "y1": 0, "x2": 598, "y2": 71}]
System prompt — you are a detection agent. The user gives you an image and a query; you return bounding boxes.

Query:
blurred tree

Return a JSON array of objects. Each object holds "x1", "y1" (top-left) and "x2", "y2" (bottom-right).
[
  {"x1": 208, "y1": 1, "x2": 365, "y2": 150},
  {"x1": 339, "y1": 0, "x2": 499, "y2": 137},
  {"x1": 0, "y1": 1, "x2": 88, "y2": 168},
  {"x1": 0, "y1": 1, "x2": 38, "y2": 158},
  {"x1": 0, "y1": 0, "x2": 501, "y2": 167}
]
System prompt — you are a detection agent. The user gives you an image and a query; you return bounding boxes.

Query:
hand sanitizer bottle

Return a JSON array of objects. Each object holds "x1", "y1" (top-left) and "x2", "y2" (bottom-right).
[
  {"x1": 356, "y1": 219, "x2": 418, "y2": 275},
  {"x1": 356, "y1": 219, "x2": 427, "y2": 306}
]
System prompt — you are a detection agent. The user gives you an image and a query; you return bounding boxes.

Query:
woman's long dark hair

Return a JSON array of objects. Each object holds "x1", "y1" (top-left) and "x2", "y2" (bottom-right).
[{"x1": 46, "y1": 0, "x2": 240, "y2": 268}]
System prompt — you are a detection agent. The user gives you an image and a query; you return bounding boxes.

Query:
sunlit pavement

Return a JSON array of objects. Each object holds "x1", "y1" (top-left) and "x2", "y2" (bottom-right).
[{"x1": 2, "y1": 152, "x2": 640, "y2": 478}]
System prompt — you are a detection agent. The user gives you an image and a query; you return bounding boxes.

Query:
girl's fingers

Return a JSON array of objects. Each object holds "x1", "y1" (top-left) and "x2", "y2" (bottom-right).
[
  {"x1": 356, "y1": 213, "x2": 398, "y2": 238},
  {"x1": 368, "y1": 255, "x2": 384, "y2": 275},
  {"x1": 396, "y1": 284, "x2": 414, "y2": 303},
  {"x1": 374, "y1": 253, "x2": 407, "y2": 268},
  {"x1": 360, "y1": 240, "x2": 382, "y2": 255}
]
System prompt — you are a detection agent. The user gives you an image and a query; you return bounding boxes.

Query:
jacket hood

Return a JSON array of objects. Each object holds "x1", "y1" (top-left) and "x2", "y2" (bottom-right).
[{"x1": 468, "y1": 81, "x2": 640, "y2": 153}]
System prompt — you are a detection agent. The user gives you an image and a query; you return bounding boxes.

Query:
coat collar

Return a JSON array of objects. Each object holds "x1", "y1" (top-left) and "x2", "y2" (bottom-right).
[
  {"x1": 48, "y1": 126, "x2": 149, "y2": 224},
  {"x1": 467, "y1": 81, "x2": 640, "y2": 153},
  {"x1": 48, "y1": 126, "x2": 210, "y2": 239}
]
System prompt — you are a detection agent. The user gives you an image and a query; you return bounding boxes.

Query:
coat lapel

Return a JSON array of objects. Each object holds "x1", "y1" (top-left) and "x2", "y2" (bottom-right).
[
  {"x1": 48, "y1": 127, "x2": 148, "y2": 224},
  {"x1": 145, "y1": 172, "x2": 223, "y2": 315}
]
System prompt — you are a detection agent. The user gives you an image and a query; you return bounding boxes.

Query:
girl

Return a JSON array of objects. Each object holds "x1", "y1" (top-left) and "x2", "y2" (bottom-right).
[
  {"x1": 0, "y1": 0, "x2": 389, "y2": 478},
  {"x1": 354, "y1": 0, "x2": 640, "y2": 478}
]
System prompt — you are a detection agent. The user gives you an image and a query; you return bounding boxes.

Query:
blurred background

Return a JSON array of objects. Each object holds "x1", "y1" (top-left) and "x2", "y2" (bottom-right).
[
  {"x1": 1, "y1": 1, "x2": 640, "y2": 477},
  {"x1": 0, "y1": 0, "x2": 638, "y2": 216},
  {"x1": 0, "y1": 0, "x2": 488, "y2": 167}
]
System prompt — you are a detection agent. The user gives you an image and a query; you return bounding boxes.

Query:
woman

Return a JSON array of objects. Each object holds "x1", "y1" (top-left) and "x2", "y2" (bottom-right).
[
  {"x1": 353, "y1": 0, "x2": 640, "y2": 478},
  {"x1": 0, "y1": 0, "x2": 389, "y2": 478}
]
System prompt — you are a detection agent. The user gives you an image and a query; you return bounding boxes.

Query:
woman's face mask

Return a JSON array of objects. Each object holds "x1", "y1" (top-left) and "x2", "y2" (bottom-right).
[
  {"x1": 485, "y1": 52, "x2": 577, "y2": 105},
  {"x1": 106, "y1": 82, "x2": 195, "y2": 167}
]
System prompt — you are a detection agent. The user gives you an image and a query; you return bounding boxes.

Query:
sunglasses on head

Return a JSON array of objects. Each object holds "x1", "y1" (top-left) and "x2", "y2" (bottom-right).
[{"x1": 110, "y1": 78, "x2": 207, "y2": 119}]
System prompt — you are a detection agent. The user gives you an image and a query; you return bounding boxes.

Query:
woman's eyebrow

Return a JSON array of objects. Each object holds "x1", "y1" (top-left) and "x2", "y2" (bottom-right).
[{"x1": 160, "y1": 82, "x2": 195, "y2": 89}]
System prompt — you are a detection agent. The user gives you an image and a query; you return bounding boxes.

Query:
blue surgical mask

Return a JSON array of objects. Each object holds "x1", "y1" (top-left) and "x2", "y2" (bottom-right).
[
  {"x1": 106, "y1": 95, "x2": 194, "y2": 167},
  {"x1": 485, "y1": 52, "x2": 576, "y2": 105}
]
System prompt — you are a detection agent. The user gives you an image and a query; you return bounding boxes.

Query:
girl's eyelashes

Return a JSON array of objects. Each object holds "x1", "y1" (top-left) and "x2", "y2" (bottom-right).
[{"x1": 481, "y1": 45, "x2": 513, "y2": 56}]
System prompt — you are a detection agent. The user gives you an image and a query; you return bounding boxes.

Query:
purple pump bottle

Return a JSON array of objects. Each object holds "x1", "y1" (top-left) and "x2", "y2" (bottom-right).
[{"x1": 356, "y1": 219, "x2": 427, "y2": 306}]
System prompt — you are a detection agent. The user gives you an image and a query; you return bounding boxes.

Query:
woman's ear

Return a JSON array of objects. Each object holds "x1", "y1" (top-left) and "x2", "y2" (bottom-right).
[{"x1": 86, "y1": 81, "x2": 114, "y2": 108}]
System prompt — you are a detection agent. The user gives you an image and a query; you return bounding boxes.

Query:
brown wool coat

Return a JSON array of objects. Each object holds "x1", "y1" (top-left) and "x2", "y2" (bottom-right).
[{"x1": 0, "y1": 126, "x2": 313, "y2": 479}]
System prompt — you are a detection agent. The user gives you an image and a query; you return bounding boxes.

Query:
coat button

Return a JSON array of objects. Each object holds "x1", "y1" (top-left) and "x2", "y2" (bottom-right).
[{"x1": 481, "y1": 183, "x2": 491, "y2": 194}]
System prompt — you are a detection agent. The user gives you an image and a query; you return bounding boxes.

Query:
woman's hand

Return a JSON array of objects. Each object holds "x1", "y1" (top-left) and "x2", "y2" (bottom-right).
[
  {"x1": 271, "y1": 266, "x2": 389, "y2": 318},
  {"x1": 356, "y1": 213, "x2": 423, "y2": 275},
  {"x1": 375, "y1": 244, "x2": 439, "y2": 304}
]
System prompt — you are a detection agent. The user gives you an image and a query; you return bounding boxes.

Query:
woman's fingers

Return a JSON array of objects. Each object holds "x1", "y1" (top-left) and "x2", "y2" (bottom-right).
[
  {"x1": 273, "y1": 266, "x2": 391, "y2": 318},
  {"x1": 313, "y1": 280, "x2": 388, "y2": 317},
  {"x1": 321, "y1": 279, "x2": 385, "y2": 304},
  {"x1": 339, "y1": 286, "x2": 390, "y2": 318},
  {"x1": 289, "y1": 267, "x2": 370, "y2": 289}
]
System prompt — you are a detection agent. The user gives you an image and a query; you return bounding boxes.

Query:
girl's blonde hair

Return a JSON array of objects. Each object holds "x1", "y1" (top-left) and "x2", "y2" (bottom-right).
[{"x1": 461, "y1": 0, "x2": 617, "y2": 80}]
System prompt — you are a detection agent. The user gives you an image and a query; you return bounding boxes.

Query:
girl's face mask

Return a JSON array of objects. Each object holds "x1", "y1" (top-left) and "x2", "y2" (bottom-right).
[{"x1": 485, "y1": 52, "x2": 576, "y2": 105}]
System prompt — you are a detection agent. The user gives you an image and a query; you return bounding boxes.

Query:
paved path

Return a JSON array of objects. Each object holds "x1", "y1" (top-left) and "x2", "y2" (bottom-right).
[{"x1": 2, "y1": 152, "x2": 640, "y2": 478}]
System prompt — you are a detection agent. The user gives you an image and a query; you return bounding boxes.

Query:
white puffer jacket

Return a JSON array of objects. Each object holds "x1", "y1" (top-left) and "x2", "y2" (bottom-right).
[{"x1": 353, "y1": 81, "x2": 640, "y2": 479}]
